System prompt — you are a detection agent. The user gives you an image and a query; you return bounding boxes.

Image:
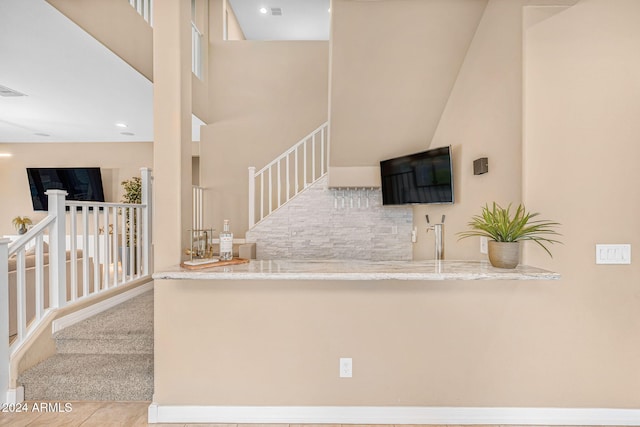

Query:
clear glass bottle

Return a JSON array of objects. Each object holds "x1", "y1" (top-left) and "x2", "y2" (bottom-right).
[{"x1": 219, "y1": 219, "x2": 233, "y2": 261}]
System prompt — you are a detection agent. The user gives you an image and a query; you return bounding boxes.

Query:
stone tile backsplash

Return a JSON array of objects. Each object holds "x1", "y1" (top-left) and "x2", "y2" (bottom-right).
[{"x1": 246, "y1": 176, "x2": 413, "y2": 260}]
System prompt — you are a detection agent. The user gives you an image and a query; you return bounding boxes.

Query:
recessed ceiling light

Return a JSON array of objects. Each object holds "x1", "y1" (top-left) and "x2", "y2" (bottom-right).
[
  {"x1": 0, "y1": 153, "x2": 12, "y2": 158},
  {"x1": 328, "y1": 8, "x2": 331, "y2": 12},
  {"x1": 259, "y1": 7, "x2": 268, "y2": 14},
  {"x1": 115, "y1": 123, "x2": 128, "y2": 128},
  {"x1": 120, "y1": 131, "x2": 135, "y2": 136}
]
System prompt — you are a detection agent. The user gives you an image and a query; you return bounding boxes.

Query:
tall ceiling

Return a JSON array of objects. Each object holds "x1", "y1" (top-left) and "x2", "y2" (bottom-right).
[
  {"x1": 0, "y1": 0, "x2": 329, "y2": 144},
  {"x1": 229, "y1": 0, "x2": 331, "y2": 40},
  {"x1": 0, "y1": 0, "x2": 154, "y2": 143}
]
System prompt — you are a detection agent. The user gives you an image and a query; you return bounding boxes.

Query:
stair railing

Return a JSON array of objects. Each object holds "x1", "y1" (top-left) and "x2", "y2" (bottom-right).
[
  {"x1": 128, "y1": 0, "x2": 153, "y2": 25},
  {"x1": 248, "y1": 122, "x2": 329, "y2": 228},
  {"x1": 0, "y1": 168, "x2": 153, "y2": 404}
]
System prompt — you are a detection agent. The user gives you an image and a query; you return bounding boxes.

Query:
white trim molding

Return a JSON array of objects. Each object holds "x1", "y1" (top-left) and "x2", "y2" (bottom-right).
[
  {"x1": 147, "y1": 405, "x2": 640, "y2": 425},
  {"x1": 5, "y1": 386, "x2": 24, "y2": 404},
  {"x1": 52, "y1": 281, "x2": 153, "y2": 334}
]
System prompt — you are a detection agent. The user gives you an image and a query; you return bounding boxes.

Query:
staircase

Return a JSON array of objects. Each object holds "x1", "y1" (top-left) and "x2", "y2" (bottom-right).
[
  {"x1": 248, "y1": 122, "x2": 329, "y2": 228},
  {"x1": 18, "y1": 290, "x2": 153, "y2": 401}
]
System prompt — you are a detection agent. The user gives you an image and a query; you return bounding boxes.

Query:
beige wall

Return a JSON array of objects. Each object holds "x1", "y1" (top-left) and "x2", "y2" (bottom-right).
[
  {"x1": 413, "y1": 0, "x2": 525, "y2": 260},
  {"x1": 155, "y1": 274, "x2": 635, "y2": 408},
  {"x1": 209, "y1": 0, "x2": 246, "y2": 42},
  {"x1": 0, "y1": 142, "x2": 152, "y2": 237},
  {"x1": 523, "y1": 0, "x2": 640, "y2": 402},
  {"x1": 225, "y1": 0, "x2": 245, "y2": 40},
  {"x1": 152, "y1": 0, "x2": 193, "y2": 270},
  {"x1": 329, "y1": 0, "x2": 488, "y2": 170},
  {"x1": 192, "y1": 0, "x2": 211, "y2": 123},
  {"x1": 47, "y1": 0, "x2": 153, "y2": 81},
  {"x1": 200, "y1": 41, "x2": 329, "y2": 235},
  {"x1": 155, "y1": 0, "x2": 640, "y2": 409}
]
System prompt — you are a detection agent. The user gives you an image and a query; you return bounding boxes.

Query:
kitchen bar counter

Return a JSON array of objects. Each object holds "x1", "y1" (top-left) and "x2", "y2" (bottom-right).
[
  {"x1": 151, "y1": 258, "x2": 560, "y2": 422},
  {"x1": 152, "y1": 259, "x2": 560, "y2": 281}
]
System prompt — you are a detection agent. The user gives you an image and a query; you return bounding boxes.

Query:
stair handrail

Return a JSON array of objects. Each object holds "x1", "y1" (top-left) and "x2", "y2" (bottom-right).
[
  {"x1": 1, "y1": 168, "x2": 153, "y2": 404},
  {"x1": 248, "y1": 122, "x2": 329, "y2": 228}
]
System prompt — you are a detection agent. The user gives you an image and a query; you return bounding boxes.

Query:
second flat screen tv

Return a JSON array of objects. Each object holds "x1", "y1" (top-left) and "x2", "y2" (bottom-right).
[
  {"x1": 380, "y1": 146, "x2": 454, "y2": 205},
  {"x1": 26, "y1": 167, "x2": 106, "y2": 211}
]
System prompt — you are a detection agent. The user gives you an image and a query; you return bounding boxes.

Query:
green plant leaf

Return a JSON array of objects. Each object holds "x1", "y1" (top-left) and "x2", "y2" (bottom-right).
[{"x1": 457, "y1": 202, "x2": 561, "y2": 257}]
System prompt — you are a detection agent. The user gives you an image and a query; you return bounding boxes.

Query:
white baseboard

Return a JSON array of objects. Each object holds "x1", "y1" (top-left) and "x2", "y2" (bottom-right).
[
  {"x1": 147, "y1": 405, "x2": 640, "y2": 425},
  {"x1": 6, "y1": 386, "x2": 24, "y2": 404},
  {"x1": 52, "y1": 281, "x2": 154, "y2": 334}
]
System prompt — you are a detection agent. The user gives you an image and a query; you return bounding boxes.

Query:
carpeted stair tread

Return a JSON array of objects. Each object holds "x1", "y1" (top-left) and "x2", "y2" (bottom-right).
[
  {"x1": 54, "y1": 291, "x2": 153, "y2": 341},
  {"x1": 19, "y1": 289, "x2": 154, "y2": 401},
  {"x1": 19, "y1": 353, "x2": 153, "y2": 401},
  {"x1": 55, "y1": 336, "x2": 153, "y2": 354}
]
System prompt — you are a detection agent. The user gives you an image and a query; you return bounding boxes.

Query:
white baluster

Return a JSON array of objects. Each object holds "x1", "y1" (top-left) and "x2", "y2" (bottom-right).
[
  {"x1": 295, "y1": 146, "x2": 299, "y2": 193},
  {"x1": 277, "y1": 161, "x2": 281, "y2": 208},
  {"x1": 0, "y1": 238, "x2": 9, "y2": 404},
  {"x1": 320, "y1": 126, "x2": 325, "y2": 175},
  {"x1": 16, "y1": 250, "x2": 25, "y2": 340},
  {"x1": 82, "y1": 207, "x2": 90, "y2": 298},
  {"x1": 268, "y1": 166, "x2": 273, "y2": 214},
  {"x1": 46, "y1": 189, "x2": 67, "y2": 309},
  {"x1": 120, "y1": 206, "x2": 126, "y2": 284},
  {"x1": 93, "y1": 208, "x2": 100, "y2": 293},
  {"x1": 136, "y1": 207, "x2": 142, "y2": 277},
  {"x1": 260, "y1": 172, "x2": 264, "y2": 223},
  {"x1": 141, "y1": 167, "x2": 152, "y2": 276},
  {"x1": 286, "y1": 154, "x2": 290, "y2": 202},
  {"x1": 312, "y1": 133, "x2": 316, "y2": 180},
  {"x1": 103, "y1": 207, "x2": 110, "y2": 287},
  {"x1": 304, "y1": 139, "x2": 308, "y2": 187},
  {"x1": 35, "y1": 234, "x2": 44, "y2": 319},
  {"x1": 70, "y1": 207, "x2": 77, "y2": 301}
]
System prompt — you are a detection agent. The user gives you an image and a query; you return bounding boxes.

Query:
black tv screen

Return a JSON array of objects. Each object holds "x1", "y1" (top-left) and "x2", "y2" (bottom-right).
[
  {"x1": 380, "y1": 146, "x2": 454, "y2": 205},
  {"x1": 26, "y1": 167, "x2": 106, "y2": 211}
]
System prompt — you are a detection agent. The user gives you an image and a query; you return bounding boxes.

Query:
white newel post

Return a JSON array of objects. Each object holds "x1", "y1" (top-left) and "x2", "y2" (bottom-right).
[
  {"x1": 47, "y1": 190, "x2": 67, "y2": 308},
  {"x1": 141, "y1": 168, "x2": 153, "y2": 275},
  {"x1": 0, "y1": 238, "x2": 9, "y2": 404},
  {"x1": 248, "y1": 166, "x2": 255, "y2": 229}
]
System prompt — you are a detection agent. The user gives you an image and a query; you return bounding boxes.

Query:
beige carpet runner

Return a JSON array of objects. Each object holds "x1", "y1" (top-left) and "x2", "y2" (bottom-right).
[{"x1": 18, "y1": 290, "x2": 153, "y2": 401}]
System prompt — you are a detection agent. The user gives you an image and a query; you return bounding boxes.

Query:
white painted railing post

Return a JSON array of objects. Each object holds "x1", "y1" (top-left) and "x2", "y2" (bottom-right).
[
  {"x1": 47, "y1": 190, "x2": 67, "y2": 309},
  {"x1": 141, "y1": 167, "x2": 153, "y2": 275},
  {"x1": 248, "y1": 166, "x2": 255, "y2": 228},
  {"x1": 0, "y1": 238, "x2": 10, "y2": 404}
]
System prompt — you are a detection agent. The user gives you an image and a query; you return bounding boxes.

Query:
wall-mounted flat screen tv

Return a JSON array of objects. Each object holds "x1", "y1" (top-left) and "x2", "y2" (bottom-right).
[
  {"x1": 26, "y1": 167, "x2": 105, "y2": 211},
  {"x1": 380, "y1": 146, "x2": 454, "y2": 205}
]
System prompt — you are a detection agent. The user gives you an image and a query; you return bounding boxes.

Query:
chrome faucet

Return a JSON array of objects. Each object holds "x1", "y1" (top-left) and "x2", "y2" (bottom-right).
[{"x1": 426, "y1": 214, "x2": 445, "y2": 260}]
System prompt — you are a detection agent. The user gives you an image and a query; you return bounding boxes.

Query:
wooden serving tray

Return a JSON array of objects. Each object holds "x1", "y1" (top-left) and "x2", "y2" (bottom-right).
[{"x1": 180, "y1": 257, "x2": 250, "y2": 270}]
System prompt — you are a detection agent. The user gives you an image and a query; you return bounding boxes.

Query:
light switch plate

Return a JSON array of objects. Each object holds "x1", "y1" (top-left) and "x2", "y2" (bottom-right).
[{"x1": 596, "y1": 244, "x2": 631, "y2": 264}]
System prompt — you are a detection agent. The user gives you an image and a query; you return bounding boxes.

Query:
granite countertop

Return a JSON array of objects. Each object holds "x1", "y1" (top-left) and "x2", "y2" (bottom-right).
[{"x1": 152, "y1": 259, "x2": 560, "y2": 281}]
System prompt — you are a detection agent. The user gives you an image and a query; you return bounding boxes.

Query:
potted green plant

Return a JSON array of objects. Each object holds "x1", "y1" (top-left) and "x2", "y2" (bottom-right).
[
  {"x1": 119, "y1": 177, "x2": 142, "y2": 274},
  {"x1": 12, "y1": 216, "x2": 33, "y2": 235},
  {"x1": 458, "y1": 202, "x2": 561, "y2": 269},
  {"x1": 121, "y1": 176, "x2": 142, "y2": 204}
]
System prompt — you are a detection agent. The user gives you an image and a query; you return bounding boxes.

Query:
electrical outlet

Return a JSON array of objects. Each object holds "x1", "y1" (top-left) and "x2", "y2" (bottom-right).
[
  {"x1": 339, "y1": 358, "x2": 352, "y2": 378},
  {"x1": 480, "y1": 236, "x2": 488, "y2": 254}
]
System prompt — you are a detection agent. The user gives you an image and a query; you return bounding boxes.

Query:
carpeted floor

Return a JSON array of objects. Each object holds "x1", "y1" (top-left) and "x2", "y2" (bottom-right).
[{"x1": 18, "y1": 289, "x2": 154, "y2": 401}]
